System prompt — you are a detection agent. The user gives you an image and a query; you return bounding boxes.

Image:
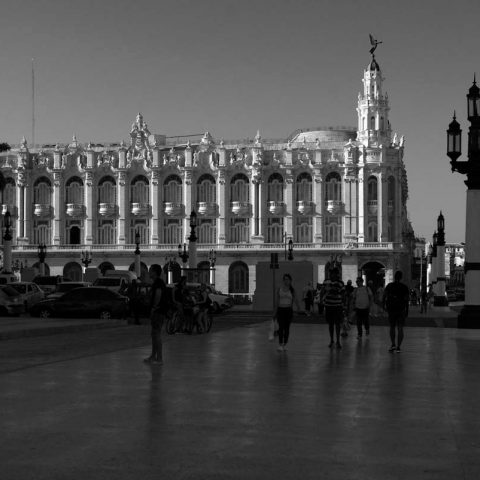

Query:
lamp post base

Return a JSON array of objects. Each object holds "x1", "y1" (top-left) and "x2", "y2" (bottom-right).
[
  {"x1": 433, "y1": 296, "x2": 449, "y2": 307},
  {"x1": 458, "y1": 305, "x2": 480, "y2": 329}
]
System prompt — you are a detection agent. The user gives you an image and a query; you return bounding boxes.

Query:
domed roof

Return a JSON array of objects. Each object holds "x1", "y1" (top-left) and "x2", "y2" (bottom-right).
[
  {"x1": 367, "y1": 56, "x2": 380, "y2": 72},
  {"x1": 289, "y1": 127, "x2": 357, "y2": 148}
]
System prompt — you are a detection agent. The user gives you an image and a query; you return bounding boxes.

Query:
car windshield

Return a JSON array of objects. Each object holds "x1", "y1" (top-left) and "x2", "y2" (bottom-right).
[
  {"x1": 34, "y1": 277, "x2": 57, "y2": 286},
  {"x1": 95, "y1": 278, "x2": 120, "y2": 286},
  {"x1": 10, "y1": 284, "x2": 27, "y2": 294},
  {"x1": 0, "y1": 286, "x2": 21, "y2": 297}
]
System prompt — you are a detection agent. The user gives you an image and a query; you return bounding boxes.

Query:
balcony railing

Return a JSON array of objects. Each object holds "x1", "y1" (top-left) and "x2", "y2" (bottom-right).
[
  {"x1": 367, "y1": 200, "x2": 378, "y2": 215},
  {"x1": 163, "y1": 202, "x2": 184, "y2": 216},
  {"x1": 131, "y1": 203, "x2": 151, "y2": 216},
  {"x1": 197, "y1": 202, "x2": 218, "y2": 216},
  {"x1": 268, "y1": 201, "x2": 285, "y2": 215},
  {"x1": 65, "y1": 203, "x2": 85, "y2": 218},
  {"x1": 2, "y1": 204, "x2": 18, "y2": 217},
  {"x1": 325, "y1": 200, "x2": 343, "y2": 215},
  {"x1": 12, "y1": 242, "x2": 397, "y2": 252},
  {"x1": 33, "y1": 204, "x2": 53, "y2": 218},
  {"x1": 98, "y1": 203, "x2": 118, "y2": 217},
  {"x1": 231, "y1": 201, "x2": 251, "y2": 216},
  {"x1": 296, "y1": 201, "x2": 314, "y2": 215}
]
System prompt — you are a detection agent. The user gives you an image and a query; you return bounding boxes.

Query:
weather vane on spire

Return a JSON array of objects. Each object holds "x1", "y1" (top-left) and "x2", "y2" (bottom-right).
[{"x1": 369, "y1": 34, "x2": 383, "y2": 56}]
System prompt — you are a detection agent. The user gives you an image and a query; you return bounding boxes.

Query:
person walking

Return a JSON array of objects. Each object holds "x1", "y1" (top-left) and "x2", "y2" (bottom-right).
[
  {"x1": 302, "y1": 281, "x2": 314, "y2": 316},
  {"x1": 383, "y1": 270, "x2": 410, "y2": 353},
  {"x1": 323, "y1": 267, "x2": 346, "y2": 349},
  {"x1": 126, "y1": 279, "x2": 141, "y2": 325},
  {"x1": 144, "y1": 264, "x2": 168, "y2": 365},
  {"x1": 352, "y1": 277, "x2": 373, "y2": 339},
  {"x1": 274, "y1": 274, "x2": 302, "y2": 352},
  {"x1": 420, "y1": 288, "x2": 428, "y2": 314},
  {"x1": 314, "y1": 283, "x2": 324, "y2": 316}
]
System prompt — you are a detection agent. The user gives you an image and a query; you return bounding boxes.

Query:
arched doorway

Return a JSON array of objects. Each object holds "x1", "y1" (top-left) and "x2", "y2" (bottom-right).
[
  {"x1": 228, "y1": 261, "x2": 249, "y2": 293},
  {"x1": 98, "y1": 261, "x2": 115, "y2": 276},
  {"x1": 69, "y1": 226, "x2": 81, "y2": 245},
  {"x1": 63, "y1": 262, "x2": 82, "y2": 281},
  {"x1": 32, "y1": 262, "x2": 51, "y2": 276},
  {"x1": 361, "y1": 261, "x2": 385, "y2": 292},
  {"x1": 128, "y1": 262, "x2": 149, "y2": 283}
]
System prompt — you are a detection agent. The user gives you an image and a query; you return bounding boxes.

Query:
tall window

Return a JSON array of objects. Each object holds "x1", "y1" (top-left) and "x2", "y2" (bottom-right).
[
  {"x1": 131, "y1": 175, "x2": 149, "y2": 203},
  {"x1": 388, "y1": 176, "x2": 396, "y2": 241},
  {"x1": 98, "y1": 176, "x2": 116, "y2": 203},
  {"x1": 33, "y1": 177, "x2": 52, "y2": 204},
  {"x1": 370, "y1": 116, "x2": 375, "y2": 130},
  {"x1": 296, "y1": 173, "x2": 312, "y2": 202},
  {"x1": 163, "y1": 219, "x2": 182, "y2": 245},
  {"x1": 196, "y1": 174, "x2": 216, "y2": 203},
  {"x1": 197, "y1": 219, "x2": 216, "y2": 244},
  {"x1": 66, "y1": 176, "x2": 84, "y2": 204},
  {"x1": 367, "y1": 222, "x2": 378, "y2": 242},
  {"x1": 380, "y1": 116, "x2": 384, "y2": 130},
  {"x1": 267, "y1": 173, "x2": 284, "y2": 202},
  {"x1": 33, "y1": 221, "x2": 51, "y2": 244},
  {"x1": 367, "y1": 176, "x2": 378, "y2": 202},
  {"x1": 229, "y1": 218, "x2": 250, "y2": 243},
  {"x1": 228, "y1": 261, "x2": 249, "y2": 294},
  {"x1": 163, "y1": 175, "x2": 182, "y2": 203},
  {"x1": 230, "y1": 174, "x2": 249, "y2": 202},
  {"x1": 97, "y1": 221, "x2": 116, "y2": 244},
  {"x1": 325, "y1": 222, "x2": 341, "y2": 243},
  {"x1": 295, "y1": 218, "x2": 312, "y2": 243},
  {"x1": 266, "y1": 218, "x2": 283, "y2": 243},
  {"x1": 130, "y1": 221, "x2": 149, "y2": 244},
  {"x1": 4, "y1": 177, "x2": 16, "y2": 205},
  {"x1": 325, "y1": 172, "x2": 341, "y2": 201}
]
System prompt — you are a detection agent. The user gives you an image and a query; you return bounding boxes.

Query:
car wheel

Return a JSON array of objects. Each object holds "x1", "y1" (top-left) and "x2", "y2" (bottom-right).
[
  {"x1": 39, "y1": 309, "x2": 52, "y2": 319},
  {"x1": 99, "y1": 310, "x2": 112, "y2": 320}
]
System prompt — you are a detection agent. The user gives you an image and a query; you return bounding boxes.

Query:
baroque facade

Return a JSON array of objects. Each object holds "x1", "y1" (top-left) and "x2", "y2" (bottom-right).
[{"x1": 0, "y1": 55, "x2": 414, "y2": 294}]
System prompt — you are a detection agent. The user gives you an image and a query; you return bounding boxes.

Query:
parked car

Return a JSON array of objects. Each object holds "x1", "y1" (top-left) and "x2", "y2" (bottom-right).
[
  {"x1": 9, "y1": 282, "x2": 45, "y2": 310},
  {"x1": 93, "y1": 277, "x2": 129, "y2": 294},
  {"x1": 29, "y1": 287, "x2": 129, "y2": 319},
  {"x1": 47, "y1": 282, "x2": 92, "y2": 300},
  {"x1": 0, "y1": 285, "x2": 24, "y2": 316},
  {"x1": 0, "y1": 273, "x2": 19, "y2": 285},
  {"x1": 33, "y1": 276, "x2": 71, "y2": 295}
]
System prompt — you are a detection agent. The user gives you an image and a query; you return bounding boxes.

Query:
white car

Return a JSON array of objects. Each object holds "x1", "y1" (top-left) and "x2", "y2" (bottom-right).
[{"x1": 9, "y1": 282, "x2": 45, "y2": 311}]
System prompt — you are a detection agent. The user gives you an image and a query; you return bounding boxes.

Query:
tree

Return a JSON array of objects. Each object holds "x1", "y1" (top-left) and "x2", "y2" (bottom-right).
[{"x1": 0, "y1": 142, "x2": 10, "y2": 153}]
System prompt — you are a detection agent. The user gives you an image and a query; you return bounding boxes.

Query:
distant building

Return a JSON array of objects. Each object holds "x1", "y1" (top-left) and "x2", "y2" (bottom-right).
[{"x1": 0, "y1": 54, "x2": 414, "y2": 294}]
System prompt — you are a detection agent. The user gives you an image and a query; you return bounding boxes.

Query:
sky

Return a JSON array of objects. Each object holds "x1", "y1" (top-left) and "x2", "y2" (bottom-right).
[{"x1": 0, "y1": 0, "x2": 479, "y2": 243}]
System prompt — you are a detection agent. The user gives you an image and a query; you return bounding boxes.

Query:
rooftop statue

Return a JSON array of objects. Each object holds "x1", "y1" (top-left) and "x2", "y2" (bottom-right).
[{"x1": 369, "y1": 34, "x2": 383, "y2": 55}]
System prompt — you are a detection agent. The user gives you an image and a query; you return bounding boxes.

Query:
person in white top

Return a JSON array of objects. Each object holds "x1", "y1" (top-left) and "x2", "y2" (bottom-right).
[
  {"x1": 352, "y1": 277, "x2": 373, "y2": 339},
  {"x1": 274, "y1": 274, "x2": 302, "y2": 352}
]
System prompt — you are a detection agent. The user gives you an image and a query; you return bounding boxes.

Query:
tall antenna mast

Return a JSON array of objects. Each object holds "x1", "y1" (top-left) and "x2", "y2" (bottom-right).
[{"x1": 31, "y1": 58, "x2": 35, "y2": 150}]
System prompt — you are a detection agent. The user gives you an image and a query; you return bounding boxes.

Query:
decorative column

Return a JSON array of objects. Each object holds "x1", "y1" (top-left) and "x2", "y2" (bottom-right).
[
  {"x1": 313, "y1": 172, "x2": 323, "y2": 243},
  {"x1": 434, "y1": 212, "x2": 448, "y2": 306},
  {"x1": 150, "y1": 170, "x2": 160, "y2": 244},
  {"x1": 117, "y1": 146, "x2": 127, "y2": 245},
  {"x1": 16, "y1": 182, "x2": 25, "y2": 240},
  {"x1": 217, "y1": 170, "x2": 226, "y2": 244},
  {"x1": 2, "y1": 211, "x2": 13, "y2": 273},
  {"x1": 380, "y1": 171, "x2": 388, "y2": 242},
  {"x1": 285, "y1": 171, "x2": 294, "y2": 239},
  {"x1": 84, "y1": 144, "x2": 95, "y2": 245},
  {"x1": 357, "y1": 164, "x2": 365, "y2": 243},
  {"x1": 183, "y1": 170, "x2": 193, "y2": 243},
  {"x1": 52, "y1": 148, "x2": 62, "y2": 245}
]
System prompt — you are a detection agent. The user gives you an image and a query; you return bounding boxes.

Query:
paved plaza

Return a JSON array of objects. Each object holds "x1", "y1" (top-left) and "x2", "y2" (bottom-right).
[{"x1": 1, "y1": 320, "x2": 480, "y2": 480}]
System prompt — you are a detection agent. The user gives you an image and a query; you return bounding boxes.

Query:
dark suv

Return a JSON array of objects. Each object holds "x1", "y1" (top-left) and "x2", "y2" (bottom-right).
[{"x1": 29, "y1": 287, "x2": 129, "y2": 319}]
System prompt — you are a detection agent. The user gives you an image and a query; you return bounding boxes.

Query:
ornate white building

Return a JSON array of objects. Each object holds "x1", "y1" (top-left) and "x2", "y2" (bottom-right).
[{"x1": 0, "y1": 55, "x2": 414, "y2": 294}]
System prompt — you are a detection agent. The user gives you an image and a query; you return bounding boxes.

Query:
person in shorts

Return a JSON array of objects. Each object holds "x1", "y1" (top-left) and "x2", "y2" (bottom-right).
[
  {"x1": 322, "y1": 267, "x2": 346, "y2": 349},
  {"x1": 383, "y1": 270, "x2": 410, "y2": 353},
  {"x1": 144, "y1": 264, "x2": 167, "y2": 365},
  {"x1": 352, "y1": 277, "x2": 373, "y2": 339}
]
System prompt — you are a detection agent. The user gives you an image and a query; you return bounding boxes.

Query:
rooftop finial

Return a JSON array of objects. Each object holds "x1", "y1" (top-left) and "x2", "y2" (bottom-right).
[
  {"x1": 474, "y1": 73, "x2": 477, "y2": 86},
  {"x1": 369, "y1": 34, "x2": 383, "y2": 56}
]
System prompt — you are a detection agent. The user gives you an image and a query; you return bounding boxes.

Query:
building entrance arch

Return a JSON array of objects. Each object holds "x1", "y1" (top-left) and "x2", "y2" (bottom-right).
[
  {"x1": 63, "y1": 262, "x2": 82, "y2": 281},
  {"x1": 360, "y1": 261, "x2": 386, "y2": 292}
]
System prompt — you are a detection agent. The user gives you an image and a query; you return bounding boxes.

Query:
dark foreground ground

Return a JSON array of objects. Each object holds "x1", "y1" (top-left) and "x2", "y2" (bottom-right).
[{"x1": 1, "y1": 317, "x2": 479, "y2": 480}]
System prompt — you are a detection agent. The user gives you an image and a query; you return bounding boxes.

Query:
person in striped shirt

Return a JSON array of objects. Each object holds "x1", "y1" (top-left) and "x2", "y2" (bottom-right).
[{"x1": 322, "y1": 267, "x2": 346, "y2": 349}]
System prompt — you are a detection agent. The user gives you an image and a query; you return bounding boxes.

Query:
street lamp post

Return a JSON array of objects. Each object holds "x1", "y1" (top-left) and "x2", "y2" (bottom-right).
[
  {"x1": 178, "y1": 243, "x2": 189, "y2": 266},
  {"x1": 37, "y1": 243, "x2": 47, "y2": 276},
  {"x1": 447, "y1": 78, "x2": 480, "y2": 326},
  {"x1": 164, "y1": 256, "x2": 174, "y2": 284},
  {"x1": 283, "y1": 232, "x2": 294, "y2": 261},
  {"x1": 134, "y1": 229, "x2": 141, "y2": 278},
  {"x1": 81, "y1": 250, "x2": 92, "y2": 280},
  {"x1": 431, "y1": 231, "x2": 438, "y2": 296},
  {"x1": 208, "y1": 248, "x2": 217, "y2": 287},
  {"x1": 2, "y1": 210, "x2": 13, "y2": 274},
  {"x1": 188, "y1": 209, "x2": 198, "y2": 270}
]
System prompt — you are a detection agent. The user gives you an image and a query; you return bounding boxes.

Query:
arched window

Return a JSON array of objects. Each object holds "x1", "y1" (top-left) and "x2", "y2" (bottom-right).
[
  {"x1": 229, "y1": 261, "x2": 249, "y2": 294},
  {"x1": 130, "y1": 175, "x2": 149, "y2": 204},
  {"x1": 196, "y1": 174, "x2": 216, "y2": 203},
  {"x1": 362, "y1": 117, "x2": 366, "y2": 130},
  {"x1": 63, "y1": 262, "x2": 82, "y2": 281},
  {"x1": 98, "y1": 221, "x2": 116, "y2": 244},
  {"x1": 228, "y1": 218, "x2": 250, "y2": 243},
  {"x1": 370, "y1": 84, "x2": 374, "y2": 97},
  {"x1": 230, "y1": 174, "x2": 249, "y2": 202},
  {"x1": 325, "y1": 222, "x2": 341, "y2": 243},
  {"x1": 130, "y1": 222, "x2": 149, "y2": 244},
  {"x1": 267, "y1": 173, "x2": 284, "y2": 202},
  {"x1": 266, "y1": 218, "x2": 283, "y2": 243},
  {"x1": 98, "y1": 262, "x2": 115, "y2": 276},
  {"x1": 68, "y1": 225, "x2": 81, "y2": 245},
  {"x1": 367, "y1": 176, "x2": 378, "y2": 201},
  {"x1": 296, "y1": 172, "x2": 312, "y2": 202},
  {"x1": 370, "y1": 116, "x2": 375, "y2": 130},
  {"x1": 66, "y1": 176, "x2": 84, "y2": 204},
  {"x1": 33, "y1": 177, "x2": 52, "y2": 204},
  {"x1": 295, "y1": 218, "x2": 312, "y2": 243},
  {"x1": 388, "y1": 176, "x2": 395, "y2": 202},
  {"x1": 367, "y1": 222, "x2": 378, "y2": 242},
  {"x1": 32, "y1": 222, "x2": 51, "y2": 244},
  {"x1": 98, "y1": 176, "x2": 116, "y2": 204},
  {"x1": 163, "y1": 175, "x2": 182, "y2": 203},
  {"x1": 4, "y1": 178, "x2": 15, "y2": 205},
  {"x1": 163, "y1": 219, "x2": 183, "y2": 245},
  {"x1": 325, "y1": 172, "x2": 341, "y2": 201},
  {"x1": 197, "y1": 219, "x2": 216, "y2": 244}
]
